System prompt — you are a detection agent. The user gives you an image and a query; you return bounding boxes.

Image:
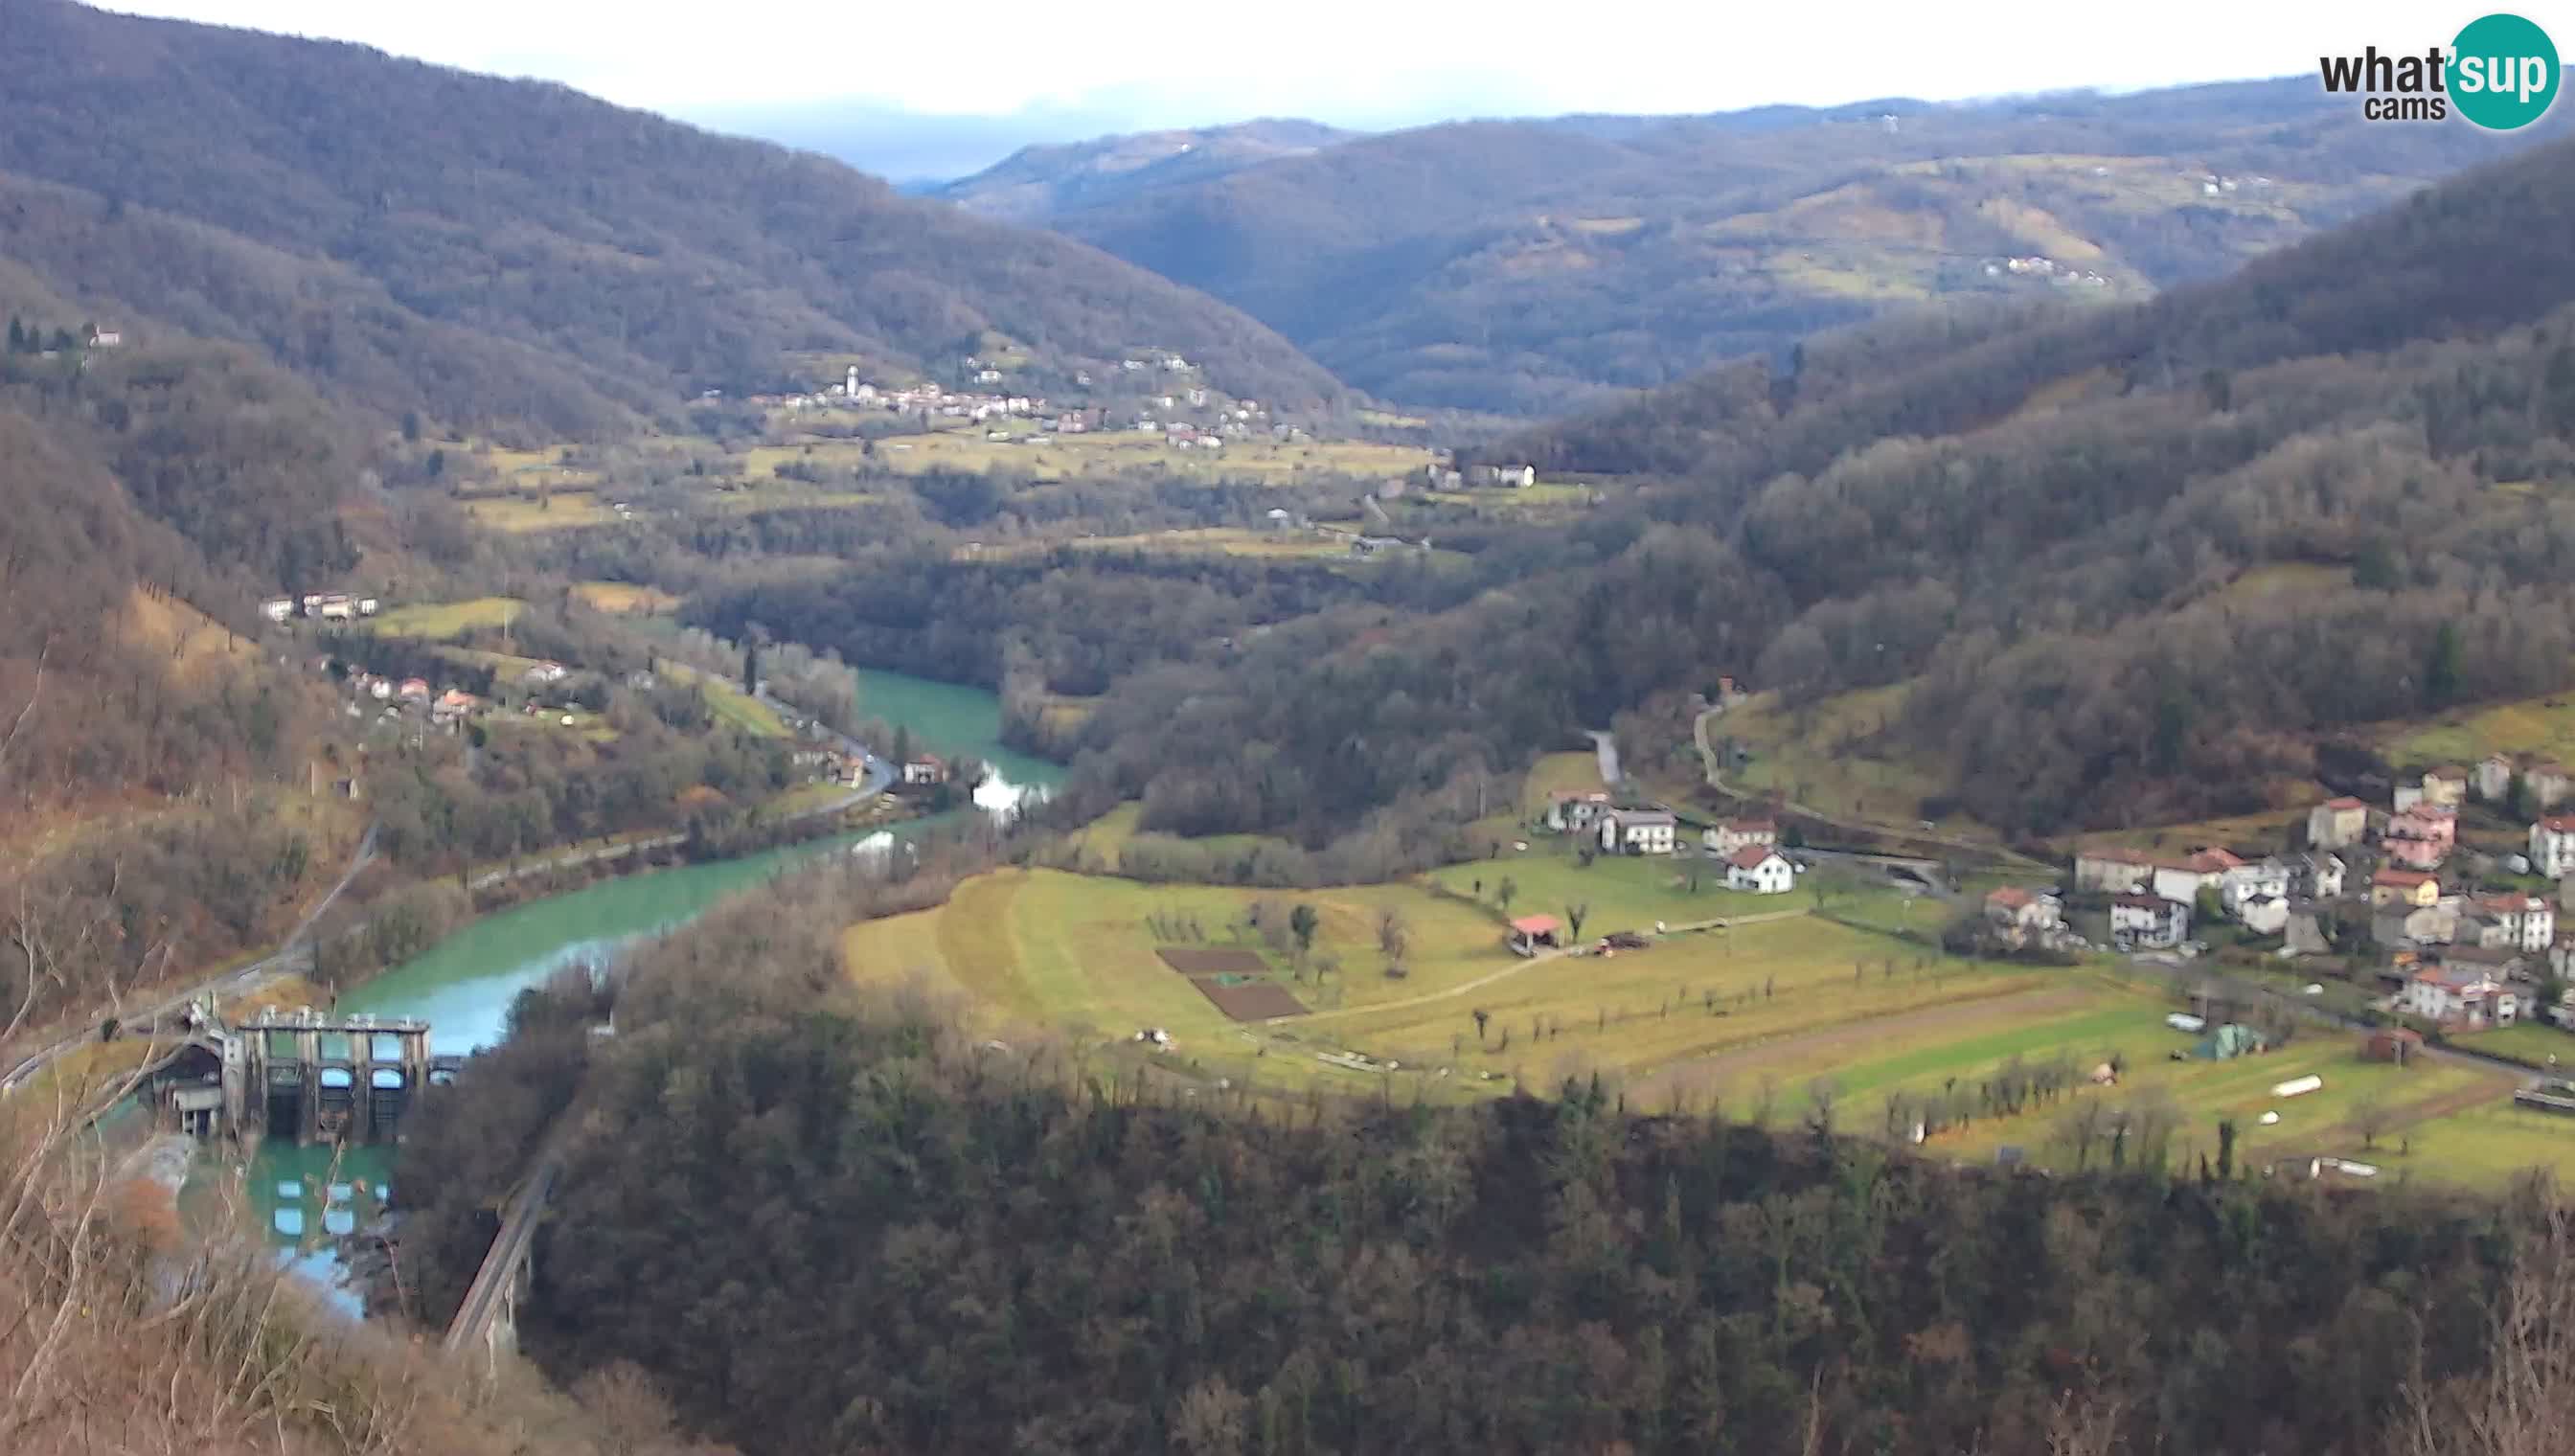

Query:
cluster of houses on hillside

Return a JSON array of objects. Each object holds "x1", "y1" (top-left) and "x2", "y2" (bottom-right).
[
  {"x1": 262, "y1": 591, "x2": 381, "y2": 625},
  {"x1": 332, "y1": 668, "x2": 483, "y2": 738},
  {"x1": 1982, "y1": 255, "x2": 2112, "y2": 289},
  {"x1": 738, "y1": 359, "x2": 1280, "y2": 450},
  {"x1": 1541, "y1": 793, "x2": 1801, "y2": 894},
  {"x1": 2060, "y1": 757, "x2": 2575, "y2": 1035},
  {"x1": 1417, "y1": 461, "x2": 1539, "y2": 490}
]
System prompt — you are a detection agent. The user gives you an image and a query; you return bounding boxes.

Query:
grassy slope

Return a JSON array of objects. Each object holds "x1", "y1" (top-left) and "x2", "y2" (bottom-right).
[
  {"x1": 653, "y1": 659, "x2": 790, "y2": 739},
  {"x1": 571, "y1": 581, "x2": 681, "y2": 614},
  {"x1": 370, "y1": 597, "x2": 526, "y2": 639},
  {"x1": 1710, "y1": 686, "x2": 1954, "y2": 828},
  {"x1": 1426, "y1": 843, "x2": 1817, "y2": 936},
  {"x1": 2384, "y1": 692, "x2": 2575, "y2": 770}
]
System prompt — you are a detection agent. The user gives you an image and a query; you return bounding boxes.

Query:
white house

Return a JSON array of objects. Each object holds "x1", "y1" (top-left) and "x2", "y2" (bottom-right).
[
  {"x1": 2153, "y1": 849, "x2": 2242, "y2": 908},
  {"x1": 1601, "y1": 809, "x2": 1677, "y2": 855},
  {"x1": 2218, "y1": 858, "x2": 2291, "y2": 918},
  {"x1": 2404, "y1": 966, "x2": 2519, "y2": 1029},
  {"x1": 2474, "y1": 893, "x2": 2557, "y2": 954},
  {"x1": 1703, "y1": 817, "x2": 1778, "y2": 857},
  {"x1": 2110, "y1": 893, "x2": 2189, "y2": 950},
  {"x1": 2237, "y1": 894, "x2": 2290, "y2": 937},
  {"x1": 2475, "y1": 755, "x2": 2515, "y2": 802},
  {"x1": 1724, "y1": 846, "x2": 1797, "y2": 894},
  {"x1": 2286, "y1": 852, "x2": 2345, "y2": 901},
  {"x1": 901, "y1": 756, "x2": 947, "y2": 785},
  {"x1": 260, "y1": 598, "x2": 295, "y2": 624},
  {"x1": 2531, "y1": 816, "x2": 2575, "y2": 879}
]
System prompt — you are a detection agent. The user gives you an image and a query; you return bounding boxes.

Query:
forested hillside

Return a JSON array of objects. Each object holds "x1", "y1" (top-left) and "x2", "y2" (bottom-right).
[
  {"x1": 1463, "y1": 133, "x2": 2575, "y2": 832},
  {"x1": 0, "y1": 0, "x2": 1347, "y2": 438},
  {"x1": 688, "y1": 133, "x2": 2575, "y2": 857},
  {"x1": 402, "y1": 865, "x2": 2575, "y2": 1456},
  {"x1": 957, "y1": 80, "x2": 2562, "y2": 413},
  {"x1": 0, "y1": 292, "x2": 373, "y2": 1028}
]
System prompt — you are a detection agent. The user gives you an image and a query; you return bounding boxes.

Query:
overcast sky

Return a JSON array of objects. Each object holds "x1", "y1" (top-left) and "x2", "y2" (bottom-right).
[{"x1": 103, "y1": 1, "x2": 2528, "y2": 178}]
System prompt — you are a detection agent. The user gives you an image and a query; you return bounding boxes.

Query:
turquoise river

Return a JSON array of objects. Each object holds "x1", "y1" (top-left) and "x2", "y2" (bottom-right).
[{"x1": 231, "y1": 669, "x2": 1064, "y2": 1305}]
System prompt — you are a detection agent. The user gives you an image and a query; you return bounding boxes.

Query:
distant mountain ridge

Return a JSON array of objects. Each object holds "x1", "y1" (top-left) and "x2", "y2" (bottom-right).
[
  {"x1": 935, "y1": 118, "x2": 1357, "y2": 223},
  {"x1": 0, "y1": 0, "x2": 1349, "y2": 439},
  {"x1": 942, "y1": 80, "x2": 2565, "y2": 414}
]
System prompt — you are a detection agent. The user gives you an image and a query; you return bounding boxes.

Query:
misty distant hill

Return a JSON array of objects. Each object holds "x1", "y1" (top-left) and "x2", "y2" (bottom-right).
[
  {"x1": 946, "y1": 80, "x2": 2564, "y2": 413},
  {"x1": 934, "y1": 119, "x2": 1358, "y2": 224}
]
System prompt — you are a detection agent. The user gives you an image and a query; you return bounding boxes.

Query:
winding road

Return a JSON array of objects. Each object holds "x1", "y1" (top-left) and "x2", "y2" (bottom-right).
[{"x1": 2, "y1": 822, "x2": 379, "y2": 1094}]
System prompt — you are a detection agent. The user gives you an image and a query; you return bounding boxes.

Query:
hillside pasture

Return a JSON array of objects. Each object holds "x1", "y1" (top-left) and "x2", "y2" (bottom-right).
[
  {"x1": 120, "y1": 588, "x2": 255, "y2": 683},
  {"x1": 653, "y1": 659, "x2": 789, "y2": 739},
  {"x1": 1520, "y1": 751, "x2": 1609, "y2": 813},
  {"x1": 2384, "y1": 693, "x2": 2575, "y2": 772},
  {"x1": 2367, "y1": 1100, "x2": 2575, "y2": 1187},
  {"x1": 368, "y1": 598, "x2": 525, "y2": 640},
  {"x1": 462, "y1": 490, "x2": 616, "y2": 532},
  {"x1": 854, "y1": 422, "x2": 1432, "y2": 484},
  {"x1": 1710, "y1": 685, "x2": 1955, "y2": 830},
  {"x1": 572, "y1": 581, "x2": 682, "y2": 614},
  {"x1": 1316, "y1": 916, "x2": 2040, "y2": 1087},
  {"x1": 2062, "y1": 803, "x2": 2316, "y2": 858},
  {"x1": 840, "y1": 868, "x2": 1514, "y2": 1091},
  {"x1": 1427, "y1": 841, "x2": 1815, "y2": 938},
  {"x1": 966, "y1": 527, "x2": 1356, "y2": 562}
]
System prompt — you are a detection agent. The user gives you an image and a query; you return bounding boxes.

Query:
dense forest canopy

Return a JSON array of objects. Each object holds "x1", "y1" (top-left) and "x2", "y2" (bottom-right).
[
  {"x1": 946, "y1": 79, "x2": 2567, "y2": 413},
  {"x1": 0, "y1": 0, "x2": 1347, "y2": 440}
]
